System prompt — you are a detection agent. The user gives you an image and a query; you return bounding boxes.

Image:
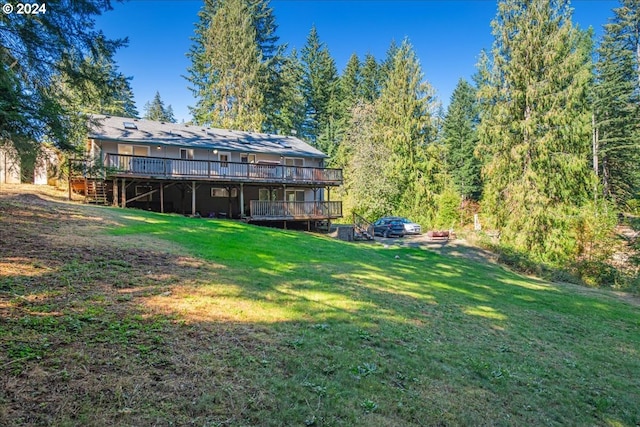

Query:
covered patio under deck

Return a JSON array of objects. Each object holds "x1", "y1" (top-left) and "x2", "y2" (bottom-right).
[{"x1": 109, "y1": 176, "x2": 342, "y2": 223}]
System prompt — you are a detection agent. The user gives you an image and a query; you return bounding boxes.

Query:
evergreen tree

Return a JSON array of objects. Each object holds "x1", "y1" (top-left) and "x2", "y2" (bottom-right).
[
  {"x1": 360, "y1": 53, "x2": 382, "y2": 103},
  {"x1": 593, "y1": 0, "x2": 640, "y2": 206},
  {"x1": 442, "y1": 78, "x2": 482, "y2": 200},
  {"x1": 187, "y1": 0, "x2": 269, "y2": 131},
  {"x1": 263, "y1": 49, "x2": 305, "y2": 136},
  {"x1": 478, "y1": 0, "x2": 594, "y2": 262},
  {"x1": 0, "y1": 1, "x2": 126, "y2": 153},
  {"x1": 52, "y1": 50, "x2": 138, "y2": 151},
  {"x1": 60, "y1": 52, "x2": 138, "y2": 118},
  {"x1": 144, "y1": 91, "x2": 176, "y2": 123},
  {"x1": 341, "y1": 53, "x2": 362, "y2": 109},
  {"x1": 374, "y1": 39, "x2": 440, "y2": 221},
  {"x1": 341, "y1": 102, "x2": 396, "y2": 219},
  {"x1": 300, "y1": 26, "x2": 341, "y2": 153}
]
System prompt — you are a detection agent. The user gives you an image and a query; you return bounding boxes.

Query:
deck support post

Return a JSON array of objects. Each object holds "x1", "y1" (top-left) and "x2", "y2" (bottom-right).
[
  {"x1": 160, "y1": 183, "x2": 164, "y2": 214},
  {"x1": 240, "y1": 183, "x2": 245, "y2": 218},
  {"x1": 192, "y1": 181, "x2": 196, "y2": 216},
  {"x1": 121, "y1": 178, "x2": 126, "y2": 208},
  {"x1": 113, "y1": 178, "x2": 119, "y2": 207}
]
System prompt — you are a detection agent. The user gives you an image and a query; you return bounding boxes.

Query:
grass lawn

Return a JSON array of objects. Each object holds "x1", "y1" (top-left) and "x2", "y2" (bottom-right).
[{"x1": 1, "y1": 185, "x2": 639, "y2": 426}]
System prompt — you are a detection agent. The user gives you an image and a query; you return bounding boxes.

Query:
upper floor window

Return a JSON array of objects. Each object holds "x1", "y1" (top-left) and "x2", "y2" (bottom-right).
[
  {"x1": 284, "y1": 157, "x2": 304, "y2": 167},
  {"x1": 241, "y1": 154, "x2": 256, "y2": 163},
  {"x1": 118, "y1": 144, "x2": 149, "y2": 156},
  {"x1": 180, "y1": 148, "x2": 194, "y2": 160}
]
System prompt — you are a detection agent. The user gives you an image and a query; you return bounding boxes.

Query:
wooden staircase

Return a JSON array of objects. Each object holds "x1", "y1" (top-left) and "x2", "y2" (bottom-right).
[
  {"x1": 85, "y1": 179, "x2": 108, "y2": 205},
  {"x1": 353, "y1": 213, "x2": 374, "y2": 240}
]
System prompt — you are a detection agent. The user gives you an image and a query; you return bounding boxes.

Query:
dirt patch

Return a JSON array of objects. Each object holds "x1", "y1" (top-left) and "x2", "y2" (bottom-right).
[{"x1": 0, "y1": 184, "x2": 239, "y2": 425}]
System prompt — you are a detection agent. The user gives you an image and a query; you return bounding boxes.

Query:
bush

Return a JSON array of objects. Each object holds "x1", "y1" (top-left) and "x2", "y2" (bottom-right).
[
  {"x1": 573, "y1": 260, "x2": 623, "y2": 288},
  {"x1": 626, "y1": 199, "x2": 640, "y2": 215},
  {"x1": 434, "y1": 187, "x2": 461, "y2": 229}
]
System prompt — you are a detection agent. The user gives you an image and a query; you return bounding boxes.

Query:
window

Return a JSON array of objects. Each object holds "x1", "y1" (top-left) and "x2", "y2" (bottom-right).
[
  {"x1": 180, "y1": 148, "x2": 194, "y2": 160},
  {"x1": 218, "y1": 152, "x2": 230, "y2": 167},
  {"x1": 123, "y1": 121, "x2": 137, "y2": 130},
  {"x1": 286, "y1": 190, "x2": 305, "y2": 202},
  {"x1": 259, "y1": 188, "x2": 277, "y2": 201},
  {"x1": 118, "y1": 144, "x2": 149, "y2": 156},
  {"x1": 284, "y1": 157, "x2": 304, "y2": 167},
  {"x1": 211, "y1": 188, "x2": 237, "y2": 198},
  {"x1": 241, "y1": 154, "x2": 256, "y2": 163},
  {"x1": 135, "y1": 185, "x2": 152, "y2": 201}
]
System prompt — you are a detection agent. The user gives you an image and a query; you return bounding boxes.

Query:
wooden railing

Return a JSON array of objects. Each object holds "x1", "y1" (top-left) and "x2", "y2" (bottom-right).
[
  {"x1": 250, "y1": 200, "x2": 342, "y2": 220},
  {"x1": 102, "y1": 154, "x2": 342, "y2": 185}
]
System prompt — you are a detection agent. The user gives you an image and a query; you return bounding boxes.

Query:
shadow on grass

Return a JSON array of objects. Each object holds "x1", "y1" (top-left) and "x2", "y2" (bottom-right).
[{"x1": 1, "y1": 194, "x2": 640, "y2": 426}]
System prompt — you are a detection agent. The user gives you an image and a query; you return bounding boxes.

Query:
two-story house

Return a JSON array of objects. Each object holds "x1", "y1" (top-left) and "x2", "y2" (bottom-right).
[{"x1": 72, "y1": 115, "x2": 343, "y2": 229}]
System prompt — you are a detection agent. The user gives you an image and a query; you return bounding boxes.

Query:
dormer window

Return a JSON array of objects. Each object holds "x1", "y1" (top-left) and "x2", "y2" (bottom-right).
[{"x1": 123, "y1": 121, "x2": 137, "y2": 130}]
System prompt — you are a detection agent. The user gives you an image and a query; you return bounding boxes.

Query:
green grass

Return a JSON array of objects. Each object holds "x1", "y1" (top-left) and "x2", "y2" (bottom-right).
[{"x1": 2, "y1": 196, "x2": 640, "y2": 426}]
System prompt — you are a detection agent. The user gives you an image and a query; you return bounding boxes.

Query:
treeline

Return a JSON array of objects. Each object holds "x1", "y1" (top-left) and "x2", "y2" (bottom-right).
[
  {"x1": 186, "y1": 0, "x2": 639, "y2": 284},
  {"x1": 1, "y1": 0, "x2": 638, "y2": 283}
]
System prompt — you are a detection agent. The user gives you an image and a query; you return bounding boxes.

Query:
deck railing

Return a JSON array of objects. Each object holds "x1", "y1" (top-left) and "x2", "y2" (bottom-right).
[
  {"x1": 250, "y1": 200, "x2": 342, "y2": 220},
  {"x1": 103, "y1": 154, "x2": 342, "y2": 185}
]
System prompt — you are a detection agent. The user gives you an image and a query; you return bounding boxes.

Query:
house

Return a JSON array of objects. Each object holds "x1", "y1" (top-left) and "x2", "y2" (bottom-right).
[{"x1": 71, "y1": 115, "x2": 342, "y2": 228}]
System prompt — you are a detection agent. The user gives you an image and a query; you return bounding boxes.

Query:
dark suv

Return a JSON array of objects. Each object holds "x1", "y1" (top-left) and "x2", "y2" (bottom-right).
[{"x1": 368, "y1": 218, "x2": 405, "y2": 238}]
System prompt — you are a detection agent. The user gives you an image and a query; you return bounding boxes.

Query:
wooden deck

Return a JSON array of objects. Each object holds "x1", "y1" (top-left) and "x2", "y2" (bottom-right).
[
  {"x1": 102, "y1": 154, "x2": 342, "y2": 186},
  {"x1": 249, "y1": 200, "x2": 342, "y2": 220}
]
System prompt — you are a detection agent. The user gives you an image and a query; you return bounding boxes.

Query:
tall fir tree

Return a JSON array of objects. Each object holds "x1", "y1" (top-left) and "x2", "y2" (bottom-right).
[
  {"x1": 341, "y1": 102, "x2": 397, "y2": 219},
  {"x1": 300, "y1": 26, "x2": 341, "y2": 153},
  {"x1": 187, "y1": 0, "x2": 276, "y2": 131},
  {"x1": 143, "y1": 91, "x2": 176, "y2": 123},
  {"x1": 262, "y1": 49, "x2": 306, "y2": 136},
  {"x1": 50, "y1": 51, "x2": 138, "y2": 153},
  {"x1": 0, "y1": 1, "x2": 126, "y2": 154},
  {"x1": 373, "y1": 39, "x2": 440, "y2": 221},
  {"x1": 360, "y1": 53, "x2": 382, "y2": 103},
  {"x1": 442, "y1": 78, "x2": 482, "y2": 200},
  {"x1": 593, "y1": 0, "x2": 640, "y2": 206},
  {"x1": 478, "y1": 0, "x2": 594, "y2": 262},
  {"x1": 340, "y1": 53, "x2": 362, "y2": 110}
]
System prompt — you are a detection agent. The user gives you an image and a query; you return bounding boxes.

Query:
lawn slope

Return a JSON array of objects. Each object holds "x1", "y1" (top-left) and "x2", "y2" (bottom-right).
[{"x1": 1, "y1": 185, "x2": 639, "y2": 426}]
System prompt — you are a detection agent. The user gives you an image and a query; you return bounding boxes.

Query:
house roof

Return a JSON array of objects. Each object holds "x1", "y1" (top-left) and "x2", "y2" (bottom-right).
[{"x1": 88, "y1": 115, "x2": 328, "y2": 159}]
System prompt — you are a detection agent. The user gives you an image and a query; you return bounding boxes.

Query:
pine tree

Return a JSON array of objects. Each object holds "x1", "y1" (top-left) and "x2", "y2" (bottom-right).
[
  {"x1": 144, "y1": 91, "x2": 176, "y2": 123},
  {"x1": 0, "y1": 1, "x2": 126, "y2": 153},
  {"x1": 300, "y1": 26, "x2": 341, "y2": 153},
  {"x1": 341, "y1": 54, "x2": 361, "y2": 109},
  {"x1": 187, "y1": 0, "x2": 268, "y2": 131},
  {"x1": 262, "y1": 49, "x2": 305, "y2": 136},
  {"x1": 360, "y1": 53, "x2": 382, "y2": 103},
  {"x1": 51, "y1": 51, "x2": 138, "y2": 152},
  {"x1": 374, "y1": 39, "x2": 440, "y2": 221},
  {"x1": 478, "y1": 0, "x2": 594, "y2": 262},
  {"x1": 65, "y1": 53, "x2": 138, "y2": 118},
  {"x1": 341, "y1": 102, "x2": 397, "y2": 219},
  {"x1": 442, "y1": 78, "x2": 482, "y2": 200},
  {"x1": 593, "y1": 0, "x2": 640, "y2": 206}
]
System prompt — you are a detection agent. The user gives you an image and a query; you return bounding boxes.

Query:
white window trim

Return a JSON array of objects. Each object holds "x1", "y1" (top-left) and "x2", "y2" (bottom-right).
[
  {"x1": 218, "y1": 151, "x2": 231, "y2": 163},
  {"x1": 285, "y1": 189, "x2": 305, "y2": 202},
  {"x1": 118, "y1": 144, "x2": 149, "y2": 156},
  {"x1": 284, "y1": 157, "x2": 304, "y2": 167},
  {"x1": 180, "y1": 148, "x2": 194, "y2": 160},
  {"x1": 211, "y1": 187, "x2": 237, "y2": 198},
  {"x1": 135, "y1": 185, "x2": 153, "y2": 201}
]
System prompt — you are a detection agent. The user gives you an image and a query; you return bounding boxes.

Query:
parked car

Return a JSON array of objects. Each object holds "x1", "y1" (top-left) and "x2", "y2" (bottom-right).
[
  {"x1": 368, "y1": 217, "x2": 405, "y2": 238},
  {"x1": 395, "y1": 217, "x2": 422, "y2": 235}
]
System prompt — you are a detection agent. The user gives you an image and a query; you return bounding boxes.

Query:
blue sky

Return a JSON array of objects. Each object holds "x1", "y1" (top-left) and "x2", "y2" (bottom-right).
[{"x1": 94, "y1": 0, "x2": 619, "y2": 123}]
